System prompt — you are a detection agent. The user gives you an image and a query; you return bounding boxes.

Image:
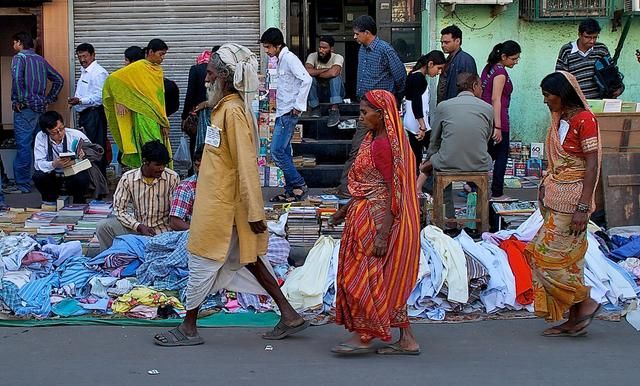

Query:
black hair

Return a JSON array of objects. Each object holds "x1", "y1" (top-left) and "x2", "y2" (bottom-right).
[
  {"x1": 353, "y1": 15, "x2": 377, "y2": 35},
  {"x1": 319, "y1": 35, "x2": 335, "y2": 47},
  {"x1": 260, "y1": 28, "x2": 286, "y2": 48},
  {"x1": 145, "y1": 38, "x2": 168, "y2": 55},
  {"x1": 212, "y1": 45, "x2": 221, "y2": 53},
  {"x1": 76, "y1": 43, "x2": 95, "y2": 55},
  {"x1": 413, "y1": 50, "x2": 446, "y2": 71},
  {"x1": 141, "y1": 140, "x2": 171, "y2": 165},
  {"x1": 193, "y1": 144, "x2": 205, "y2": 162},
  {"x1": 441, "y1": 25, "x2": 463, "y2": 44},
  {"x1": 38, "y1": 111, "x2": 64, "y2": 134},
  {"x1": 124, "y1": 46, "x2": 145, "y2": 63},
  {"x1": 456, "y1": 72, "x2": 480, "y2": 93},
  {"x1": 540, "y1": 72, "x2": 586, "y2": 110},
  {"x1": 579, "y1": 18, "x2": 601, "y2": 35},
  {"x1": 12, "y1": 32, "x2": 34, "y2": 49},
  {"x1": 487, "y1": 40, "x2": 521, "y2": 66}
]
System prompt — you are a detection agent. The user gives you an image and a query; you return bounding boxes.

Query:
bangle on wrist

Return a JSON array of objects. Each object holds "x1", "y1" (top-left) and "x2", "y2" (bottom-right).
[
  {"x1": 494, "y1": 127, "x2": 502, "y2": 131},
  {"x1": 576, "y1": 202, "x2": 590, "y2": 213}
]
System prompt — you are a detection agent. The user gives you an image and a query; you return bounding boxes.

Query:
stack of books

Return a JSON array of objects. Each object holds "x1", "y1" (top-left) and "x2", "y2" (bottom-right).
[
  {"x1": 84, "y1": 200, "x2": 113, "y2": 220},
  {"x1": 24, "y1": 211, "x2": 57, "y2": 233},
  {"x1": 318, "y1": 207, "x2": 343, "y2": 238},
  {"x1": 58, "y1": 204, "x2": 88, "y2": 217},
  {"x1": 286, "y1": 207, "x2": 320, "y2": 247}
]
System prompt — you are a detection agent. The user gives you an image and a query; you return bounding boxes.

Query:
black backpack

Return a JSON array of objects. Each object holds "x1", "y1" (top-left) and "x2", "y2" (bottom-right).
[{"x1": 593, "y1": 15, "x2": 631, "y2": 98}]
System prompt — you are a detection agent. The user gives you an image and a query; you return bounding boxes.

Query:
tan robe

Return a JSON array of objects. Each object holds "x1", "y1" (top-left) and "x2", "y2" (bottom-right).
[{"x1": 187, "y1": 93, "x2": 268, "y2": 263}]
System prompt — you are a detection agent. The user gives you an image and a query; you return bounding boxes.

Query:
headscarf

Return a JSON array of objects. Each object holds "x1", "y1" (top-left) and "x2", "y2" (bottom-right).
[
  {"x1": 215, "y1": 43, "x2": 260, "y2": 147},
  {"x1": 196, "y1": 50, "x2": 212, "y2": 65},
  {"x1": 363, "y1": 89, "x2": 419, "y2": 229}
]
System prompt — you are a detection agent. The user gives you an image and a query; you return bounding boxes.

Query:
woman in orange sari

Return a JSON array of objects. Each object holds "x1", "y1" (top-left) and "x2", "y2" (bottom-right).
[
  {"x1": 330, "y1": 89, "x2": 421, "y2": 355},
  {"x1": 524, "y1": 71, "x2": 601, "y2": 337}
]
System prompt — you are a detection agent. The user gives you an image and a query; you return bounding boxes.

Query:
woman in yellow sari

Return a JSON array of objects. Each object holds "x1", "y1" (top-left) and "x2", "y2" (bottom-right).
[
  {"x1": 525, "y1": 71, "x2": 601, "y2": 337},
  {"x1": 103, "y1": 39, "x2": 172, "y2": 168}
]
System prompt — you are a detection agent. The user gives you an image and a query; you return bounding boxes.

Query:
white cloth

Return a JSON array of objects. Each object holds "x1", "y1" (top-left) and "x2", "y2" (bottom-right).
[
  {"x1": 570, "y1": 41, "x2": 594, "y2": 57},
  {"x1": 73, "y1": 60, "x2": 109, "y2": 112},
  {"x1": 478, "y1": 241, "x2": 523, "y2": 310},
  {"x1": 33, "y1": 128, "x2": 90, "y2": 173},
  {"x1": 584, "y1": 233, "x2": 637, "y2": 305},
  {"x1": 88, "y1": 276, "x2": 118, "y2": 298},
  {"x1": 185, "y1": 227, "x2": 275, "y2": 310},
  {"x1": 482, "y1": 209, "x2": 544, "y2": 245},
  {"x1": 281, "y1": 236, "x2": 335, "y2": 311},
  {"x1": 403, "y1": 86, "x2": 430, "y2": 134},
  {"x1": 275, "y1": 46, "x2": 312, "y2": 117},
  {"x1": 323, "y1": 239, "x2": 341, "y2": 308},
  {"x1": 2, "y1": 269, "x2": 32, "y2": 289},
  {"x1": 424, "y1": 226, "x2": 469, "y2": 303},
  {"x1": 558, "y1": 119, "x2": 570, "y2": 144},
  {"x1": 457, "y1": 231, "x2": 514, "y2": 313}
]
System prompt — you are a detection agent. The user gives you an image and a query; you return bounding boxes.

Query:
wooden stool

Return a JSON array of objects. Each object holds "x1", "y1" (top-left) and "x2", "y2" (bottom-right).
[{"x1": 432, "y1": 171, "x2": 489, "y2": 232}]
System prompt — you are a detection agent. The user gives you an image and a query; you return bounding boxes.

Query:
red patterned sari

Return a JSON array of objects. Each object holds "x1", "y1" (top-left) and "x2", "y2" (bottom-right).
[{"x1": 335, "y1": 90, "x2": 421, "y2": 342}]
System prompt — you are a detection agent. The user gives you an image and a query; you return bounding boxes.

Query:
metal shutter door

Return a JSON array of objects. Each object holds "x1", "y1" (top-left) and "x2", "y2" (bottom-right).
[{"x1": 72, "y1": 0, "x2": 260, "y2": 166}]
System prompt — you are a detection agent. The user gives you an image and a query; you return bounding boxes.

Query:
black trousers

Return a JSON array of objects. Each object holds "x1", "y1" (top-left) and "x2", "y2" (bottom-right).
[
  {"x1": 78, "y1": 106, "x2": 108, "y2": 174},
  {"x1": 33, "y1": 169, "x2": 90, "y2": 203},
  {"x1": 488, "y1": 130, "x2": 510, "y2": 197},
  {"x1": 407, "y1": 130, "x2": 430, "y2": 178}
]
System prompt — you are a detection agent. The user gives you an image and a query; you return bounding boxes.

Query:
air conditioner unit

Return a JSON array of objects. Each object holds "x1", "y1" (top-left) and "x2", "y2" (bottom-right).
[
  {"x1": 625, "y1": 0, "x2": 640, "y2": 12},
  {"x1": 437, "y1": 0, "x2": 514, "y2": 4}
]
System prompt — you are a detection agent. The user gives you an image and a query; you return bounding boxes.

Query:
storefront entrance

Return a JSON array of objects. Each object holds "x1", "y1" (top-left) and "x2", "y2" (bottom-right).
[{"x1": 287, "y1": 0, "x2": 422, "y2": 99}]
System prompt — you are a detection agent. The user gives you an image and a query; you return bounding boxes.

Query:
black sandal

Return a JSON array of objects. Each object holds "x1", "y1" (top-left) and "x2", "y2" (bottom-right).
[{"x1": 269, "y1": 192, "x2": 296, "y2": 203}]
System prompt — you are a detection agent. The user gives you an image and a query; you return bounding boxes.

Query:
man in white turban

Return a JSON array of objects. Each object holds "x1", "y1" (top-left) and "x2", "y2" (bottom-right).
[{"x1": 154, "y1": 44, "x2": 308, "y2": 346}]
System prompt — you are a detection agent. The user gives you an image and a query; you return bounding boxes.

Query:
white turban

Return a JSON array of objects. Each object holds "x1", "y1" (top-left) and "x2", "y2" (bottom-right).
[{"x1": 216, "y1": 43, "x2": 260, "y2": 147}]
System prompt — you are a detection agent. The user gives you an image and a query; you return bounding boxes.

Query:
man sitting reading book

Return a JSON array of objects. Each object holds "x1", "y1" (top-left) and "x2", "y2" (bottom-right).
[{"x1": 33, "y1": 111, "x2": 95, "y2": 205}]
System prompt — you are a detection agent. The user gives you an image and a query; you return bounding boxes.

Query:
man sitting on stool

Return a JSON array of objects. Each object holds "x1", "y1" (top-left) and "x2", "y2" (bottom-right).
[
  {"x1": 33, "y1": 111, "x2": 92, "y2": 205},
  {"x1": 305, "y1": 35, "x2": 345, "y2": 127},
  {"x1": 418, "y1": 73, "x2": 493, "y2": 222}
]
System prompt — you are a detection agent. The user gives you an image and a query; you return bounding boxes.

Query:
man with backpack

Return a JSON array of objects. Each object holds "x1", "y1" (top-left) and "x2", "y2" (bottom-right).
[{"x1": 556, "y1": 18, "x2": 623, "y2": 99}]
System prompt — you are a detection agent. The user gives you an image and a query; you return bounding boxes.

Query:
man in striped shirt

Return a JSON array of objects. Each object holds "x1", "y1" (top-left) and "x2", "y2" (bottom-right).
[
  {"x1": 8, "y1": 32, "x2": 63, "y2": 194},
  {"x1": 555, "y1": 18, "x2": 621, "y2": 99},
  {"x1": 96, "y1": 141, "x2": 179, "y2": 251}
]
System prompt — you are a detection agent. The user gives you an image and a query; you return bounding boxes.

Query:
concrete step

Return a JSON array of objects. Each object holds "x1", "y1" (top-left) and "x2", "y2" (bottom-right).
[
  {"x1": 292, "y1": 140, "x2": 352, "y2": 164},
  {"x1": 298, "y1": 164, "x2": 344, "y2": 188},
  {"x1": 299, "y1": 117, "x2": 357, "y2": 140}
]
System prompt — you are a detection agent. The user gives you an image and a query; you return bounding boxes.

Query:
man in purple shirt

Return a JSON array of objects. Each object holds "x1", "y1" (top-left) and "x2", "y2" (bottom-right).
[{"x1": 6, "y1": 32, "x2": 63, "y2": 194}]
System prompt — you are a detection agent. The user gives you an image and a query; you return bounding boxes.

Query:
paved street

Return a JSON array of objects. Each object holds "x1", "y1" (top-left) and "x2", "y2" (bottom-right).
[{"x1": 0, "y1": 319, "x2": 637, "y2": 386}]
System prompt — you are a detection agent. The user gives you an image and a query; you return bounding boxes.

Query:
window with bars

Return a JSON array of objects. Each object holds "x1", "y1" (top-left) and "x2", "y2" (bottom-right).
[{"x1": 520, "y1": 0, "x2": 614, "y2": 21}]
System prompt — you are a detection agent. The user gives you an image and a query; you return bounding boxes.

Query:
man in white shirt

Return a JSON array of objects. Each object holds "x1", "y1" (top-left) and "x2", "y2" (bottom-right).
[
  {"x1": 33, "y1": 111, "x2": 92, "y2": 205},
  {"x1": 261, "y1": 28, "x2": 312, "y2": 203},
  {"x1": 305, "y1": 35, "x2": 345, "y2": 127},
  {"x1": 68, "y1": 43, "x2": 109, "y2": 174}
]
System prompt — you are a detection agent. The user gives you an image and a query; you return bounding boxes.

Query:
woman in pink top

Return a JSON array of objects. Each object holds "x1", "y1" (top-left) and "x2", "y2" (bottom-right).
[{"x1": 480, "y1": 40, "x2": 521, "y2": 200}]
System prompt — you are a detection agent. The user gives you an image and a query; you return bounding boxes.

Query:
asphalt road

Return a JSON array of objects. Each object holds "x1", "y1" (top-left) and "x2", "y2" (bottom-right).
[{"x1": 0, "y1": 319, "x2": 637, "y2": 386}]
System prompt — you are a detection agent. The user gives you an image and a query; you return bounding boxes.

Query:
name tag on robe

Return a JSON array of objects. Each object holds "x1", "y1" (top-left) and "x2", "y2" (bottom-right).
[{"x1": 205, "y1": 125, "x2": 221, "y2": 148}]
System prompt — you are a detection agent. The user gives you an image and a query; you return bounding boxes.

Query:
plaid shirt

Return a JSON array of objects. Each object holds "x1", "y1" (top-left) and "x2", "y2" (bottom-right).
[
  {"x1": 356, "y1": 37, "x2": 407, "y2": 99},
  {"x1": 170, "y1": 175, "x2": 197, "y2": 222}
]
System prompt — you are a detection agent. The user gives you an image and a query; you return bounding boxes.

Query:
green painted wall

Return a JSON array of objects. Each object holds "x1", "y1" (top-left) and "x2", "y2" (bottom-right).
[
  {"x1": 264, "y1": 0, "x2": 280, "y2": 29},
  {"x1": 430, "y1": 1, "x2": 640, "y2": 144}
]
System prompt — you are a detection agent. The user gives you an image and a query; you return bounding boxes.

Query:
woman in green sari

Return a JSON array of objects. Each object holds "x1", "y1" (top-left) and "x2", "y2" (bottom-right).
[{"x1": 103, "y1": 39, "x2": 172, "y2": 168}]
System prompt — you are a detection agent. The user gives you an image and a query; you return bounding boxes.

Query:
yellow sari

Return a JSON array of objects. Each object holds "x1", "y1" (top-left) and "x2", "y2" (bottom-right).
[
  {"x1": 524, "y1": 71, "x2": 601, "y2": 322},
  {"x1": 103, "y1": 59, "x2": 172, "y2": 168}
]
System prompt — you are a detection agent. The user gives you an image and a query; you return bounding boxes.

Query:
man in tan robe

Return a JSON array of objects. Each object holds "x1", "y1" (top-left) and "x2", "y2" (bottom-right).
[{"x1": 154, "y1": 44, "x2": 308, "y2": 347}]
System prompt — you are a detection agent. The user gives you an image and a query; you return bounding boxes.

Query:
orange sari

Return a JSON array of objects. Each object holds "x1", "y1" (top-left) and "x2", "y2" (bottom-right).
[{"x1": 335, "y1": 90, "x2": 420, "y2": 342}]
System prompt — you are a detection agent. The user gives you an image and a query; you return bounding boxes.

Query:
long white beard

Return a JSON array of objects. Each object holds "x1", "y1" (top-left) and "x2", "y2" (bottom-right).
[{"x1": 207, "y1": 79, "x2": 224, "y2": 107}]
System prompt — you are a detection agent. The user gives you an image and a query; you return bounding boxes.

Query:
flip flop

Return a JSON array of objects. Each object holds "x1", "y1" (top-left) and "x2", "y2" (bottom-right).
[
  {"x1": 376, "y1": 344, "x2": 421, "y2": 356},
  {"x1": 153, "y1": 327, "x2": 205, "y2": 347},
  {"x1": 542, "y1": 326, "x2": 588, "y2": 338},
  {"x1": 331, "y1": 343, "x2": 375, "y2": 355},
  {"x1": 574, "y1": 304, "x2": 602, "y2": 329},
  {"x1": 262, "y1": 320, "x2": 310, "y2": 340}
]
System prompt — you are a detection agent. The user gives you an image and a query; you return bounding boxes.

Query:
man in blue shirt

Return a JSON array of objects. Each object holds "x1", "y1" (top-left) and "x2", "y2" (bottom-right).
[
  {"x1": 334, "y1": 15, "x2": 406, "y2": 197},
  {"x1": 7, "y1": 32, "x2": 63, "y2": 194}
]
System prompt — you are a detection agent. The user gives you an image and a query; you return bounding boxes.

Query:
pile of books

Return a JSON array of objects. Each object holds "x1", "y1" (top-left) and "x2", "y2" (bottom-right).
[
  {"x1": 293, "y1": 155, "x2": 317, "y2": 168},
  {"x1": 286, "y1": 207, "x2": 320, "y2": 247},
  {"x1": 84, "y1": 200, "x2": 113, "y2": 220},
  {"x1": 318, "y1": 207, "x2": 343, "y2": 238}
]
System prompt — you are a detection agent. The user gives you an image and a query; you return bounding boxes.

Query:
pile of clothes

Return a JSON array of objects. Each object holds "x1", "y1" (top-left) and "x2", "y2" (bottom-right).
[{"x1": 0, "y1": 230, "x2": 291, "y2": 319}]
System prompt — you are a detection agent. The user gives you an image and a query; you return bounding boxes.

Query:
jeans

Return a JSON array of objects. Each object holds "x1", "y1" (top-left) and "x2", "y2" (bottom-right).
[
  {"x1": 13, "y1": 108, "x2": 41, "y2": 192},
  {"x1": 271, "y1": 114, "x2": 305, "y2": 193},
  {"x1": 308, "y1": 76, "x2": 345, "y2": 108},
  {"x1": 488, "y1": 130, "x2": 510, "y2": 197}
]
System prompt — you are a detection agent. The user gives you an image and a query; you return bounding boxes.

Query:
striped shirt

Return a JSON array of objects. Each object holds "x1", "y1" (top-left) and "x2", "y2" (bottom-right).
[
  {"x1": 113, "y1": 168, "x2": 180, "y2": 233},
  {"x1": 555, "y1": 42, "x2": 610, "y2": 99},
  {"x1": 356, "y1": 37, "x2": 407, "y2": 99},
  {"x1": 11, "y1": 49, "x2": 64, "y2": 113}
]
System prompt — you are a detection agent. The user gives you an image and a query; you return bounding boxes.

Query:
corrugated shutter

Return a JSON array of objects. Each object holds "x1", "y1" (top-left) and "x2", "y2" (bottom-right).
[{"x1": 72, "y1": 0, "x2": 260, "y2": 167}]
